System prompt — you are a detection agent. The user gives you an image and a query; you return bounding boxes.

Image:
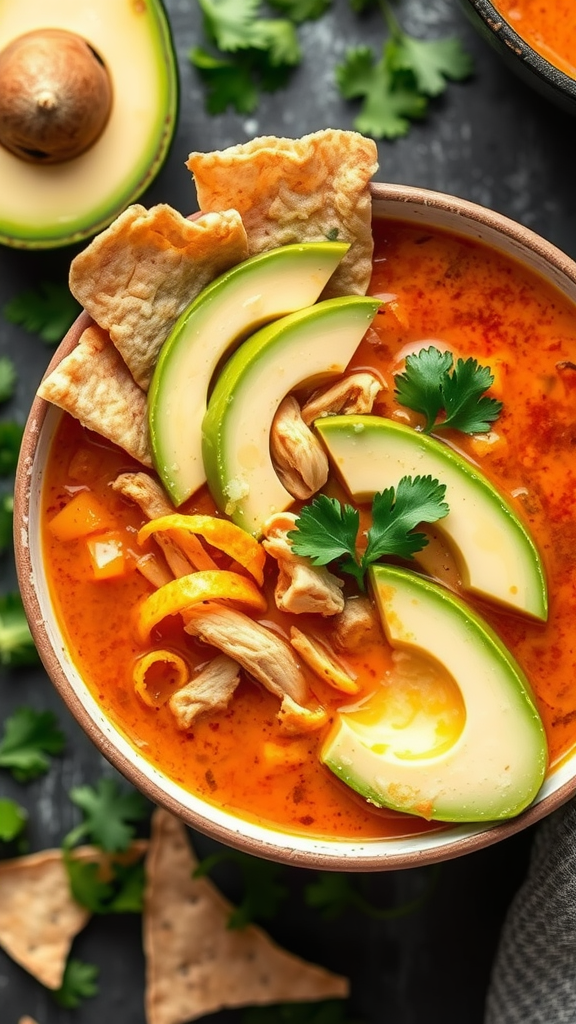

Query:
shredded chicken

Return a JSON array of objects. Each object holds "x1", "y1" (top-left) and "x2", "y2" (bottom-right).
[
  {"x1": 184, "y1": 602, "x2": 308, "y2": 705},
  {"x1": 262, "y1": 512, "x2": 344, "y2": 616},
  {"x1": 134, "y1": 551, "x2": 173, "y2": 589},
  {"x1": 277, "y1": 694, "x2": 329, "y2": 736},
  {"x1": 168, "y1": 655, "x2": 241, "y2": 730},
  {"x1": 290, "y1": 627, "x2": 358, "y2": 695},
  {"x1": 300, "y1": 372, "x2": 383, "y2": 425},
  {"x1": 270, "y1": 395, "x2": 329, "y2": 499},
  {"x1": 330, "y1": 596, "x2": 381, "y2": 653},
  {"x1": 112, "y1": 472, "x2": 174, "y2": 519}
]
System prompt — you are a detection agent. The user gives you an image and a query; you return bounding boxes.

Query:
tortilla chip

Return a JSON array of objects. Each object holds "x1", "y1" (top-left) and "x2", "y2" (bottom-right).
[
  {"x1": 0, "y1": 848, "x2": 90, "y2": 989},
  {"x1": 69, "y1": 204, "x2": 249, "y2": 389},
  {"x1": 18, "y1": 1017, "x2": 39, "y2": 1024},
  {"x1": 38, "y1": 324, "x2": 152, "y2": 466},
  {"x1": 144, "y1": 809, "x2": 348, "y2": 1024},
  {"x1": 187, "y1": 130, "x2": 378, "y2": 299}
]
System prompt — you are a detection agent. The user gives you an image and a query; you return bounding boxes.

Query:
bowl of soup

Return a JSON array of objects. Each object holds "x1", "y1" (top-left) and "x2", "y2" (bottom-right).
[
  {"x1": 14, "y1": 177, "x2": 576, "y2": 871},
  {"x1": 461, "y1": 0, "x2": 576, "y2": 114}
]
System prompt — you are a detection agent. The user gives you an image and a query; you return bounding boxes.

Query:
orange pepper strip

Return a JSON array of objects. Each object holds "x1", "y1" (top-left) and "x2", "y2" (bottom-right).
[
  {"x1": 137, "y1": 514, "x2": 266, "y2": 586},
  {"x1": 133, "y1": 649, "x2": 189, "y2": 708},
  {"x1": 136, "y1": 569, "x2": 267, "y2": 642}
]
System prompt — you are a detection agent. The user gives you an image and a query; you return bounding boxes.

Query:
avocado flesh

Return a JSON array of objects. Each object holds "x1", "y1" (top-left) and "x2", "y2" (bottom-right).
[
  {"x1": 202, "y1": 297, "x2": 381, "y2": 537},
  {"x1": 149, "y1": 242, "x2": 350, "y2": 506},
  {"x1": 315, "y1": 415, "x2": 547, "y2": 621},
  {"x1": 322, "y1": 565, "x2": 548, "y2": 822},
  {"x1": 0, "y1": 0, "x2": 177, "y2": 247}
]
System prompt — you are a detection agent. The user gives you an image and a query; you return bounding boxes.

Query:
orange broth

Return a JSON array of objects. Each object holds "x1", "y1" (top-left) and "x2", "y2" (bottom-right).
[
  {"x1": 42, "y1": 218, "x2": 576, "y2": 840},
  {"x1": 492, "y1": 0, "x2": 576, "y2": 79}
]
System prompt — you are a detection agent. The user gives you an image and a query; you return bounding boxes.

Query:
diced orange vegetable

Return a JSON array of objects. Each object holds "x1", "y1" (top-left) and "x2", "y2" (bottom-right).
[
  {"x1": 133, "y1": 649, "x2": 189, "y2": 708},
  {"x1": 86, "y1": 531, "x2": 127, "y2": 580},
  {"x1": 48, "y1": 490, "x2": 113, "y2": 541},
  {"x1": 137, "y1": 514, "x2": 266, "y2": 585},
  {"x1": 136, "y1": 569, "x2": 267, "y2": 642}
]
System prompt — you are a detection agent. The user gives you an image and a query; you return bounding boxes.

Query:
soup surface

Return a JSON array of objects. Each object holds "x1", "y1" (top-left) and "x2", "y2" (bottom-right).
[
  {"x1": 492, "y1": 0, "x2": 576, "y2": 79},
  {"x1": 42, "y1": 217, "x2": 576, "y2": 840}
]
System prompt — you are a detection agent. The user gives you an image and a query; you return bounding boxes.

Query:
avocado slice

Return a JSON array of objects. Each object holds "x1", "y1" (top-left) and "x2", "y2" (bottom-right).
[
  {"x1": 202, "y1": 297, "x2": 381, "y2": 537},
  {"x1": 315, "y1": 415, "x2": 547, "y2": 620},
  {"x1": 322, "y1": 565, "x2": 548, "y2": 822},
  {"x1": 0, "y1": 0, "x2": 177, "y2": 248},
  {"x1": 149, "y1": 242, "x2": 350, "y2": 506}
]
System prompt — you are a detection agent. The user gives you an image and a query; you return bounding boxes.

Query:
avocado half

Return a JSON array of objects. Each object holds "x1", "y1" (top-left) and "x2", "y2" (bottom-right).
[{"x1": 0, "y1": 0, "x2": 178, "y2": 248}]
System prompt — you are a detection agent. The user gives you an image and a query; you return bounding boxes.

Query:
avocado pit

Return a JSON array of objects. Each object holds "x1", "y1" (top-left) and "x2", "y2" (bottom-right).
[{"x1": 0, "y1": 28, "x2": 112, "y2": 163}]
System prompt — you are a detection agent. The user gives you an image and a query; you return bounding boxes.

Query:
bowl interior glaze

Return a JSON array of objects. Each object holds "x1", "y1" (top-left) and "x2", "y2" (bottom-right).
[{"x1": 15, "y1": 183, "x2": 576, "y2": 870}]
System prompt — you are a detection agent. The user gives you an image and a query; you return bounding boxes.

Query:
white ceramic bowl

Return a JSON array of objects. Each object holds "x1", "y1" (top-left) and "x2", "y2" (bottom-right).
[{"x1": 15, "y1": 183, "x2": 576, "y2": 870}]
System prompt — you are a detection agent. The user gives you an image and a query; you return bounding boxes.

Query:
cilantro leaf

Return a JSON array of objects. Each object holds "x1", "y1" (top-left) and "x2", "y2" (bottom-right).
[
  {"x1": 0, "y1": 797, "x2": 27, "y2": 842},
  {"x1": 243, "y1": 1002, "x2": 359, "y2": 1023},
  {"x1": 199, "y1": 0, "x2": 262, "y2": 51},
  {"x1": 0, "y1": 358, "x2": 17, "y2": 403},
  {"x1": 250, "y1": 18, "x2": 300, "y2": 65},
  {"x1": 267, "y1": 0, "x2": 332, "y2": 22},
  {"x1": 0, "y1": 493, "x2": 13, "y2": 554},
  {"x1": 0, "y1": 421, "x2": 23, "y2": 476},
  {"x1": 0, "y1": 593, "x2": 39, "y2": 667},
  {"x1": 363, "y1": 476, "x2": 449, "y2": 564},
  {"x1": 53, "y1": 958, "x2": 99, "y2": 1009},
  {"x1": 387, "y1": 33, "x2": 474, "y2": 97},
  {"x1": 190, "y1": 46, "x2": 259, "y2": 113},
  {"x1": 336, "y1": 44, "x2": 427, "y2": 140},
  {"x1": 288, "y1": 494, "x2": 362, "y2": 585},
  {"x1": 3, "y1": 282, "x2": 81, "y2": 344},
  {"x1": 64, "y1": 852, "x2": 145, "y2": 914},
  {"x1": 441, "y1": 356, "x2": 504, "y2": 433},
  {"x1": 305, "y1": 866, "x2": 441, "y2": 921},
  {"x1": 195, "y1": 849, "x2": 288, "y2": 928},
  {"x1": 64, "y1": 778, "x2": 149, "y2": 853},
  {"x1": 0, "y1": 707, "x2": 64, "y2": 780},
  {"x1": 394, "y1": 346, "x2": 503, "y2": 434}
]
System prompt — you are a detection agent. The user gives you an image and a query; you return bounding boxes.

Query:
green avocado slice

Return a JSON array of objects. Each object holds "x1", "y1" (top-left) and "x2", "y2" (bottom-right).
[
  {"x1": 148, "y1": 241, "x2": 350, "y2": 506},
  {"x1": 315, "y1": 415, "x2": 548, "y2": 621},
  {"x1": 202, "y1": 296, "x2": 381, "y2": 537},
  {"x1": 0, "y1": 0, "x2": 177, "y2": 248},
  {"x1": 322, "y1": 565, "x2": 548, "y2": 823}
]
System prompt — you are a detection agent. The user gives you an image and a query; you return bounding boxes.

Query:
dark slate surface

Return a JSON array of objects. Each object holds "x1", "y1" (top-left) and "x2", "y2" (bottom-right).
[{"x1": 1, "y1": 0, "x2": 574, "y2": 1022}]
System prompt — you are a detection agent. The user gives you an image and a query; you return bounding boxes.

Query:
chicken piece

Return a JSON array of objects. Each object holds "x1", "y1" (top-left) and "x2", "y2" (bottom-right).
[
  {"x1": 330, "y1": 596, "x2": 381, "y2": 653},
  {"x1": 270, "y1": 395, "x2": 329, "y2": 500},
  {"x1": 168, "y1": 655, "x2": 241, "y2": 730},
  {"x1": 184, "y1": 603, "x2": 308, "y2": 705},
  {"x1": 301, "y1": 372, "x2": 383, "y2": 425},
  {"x1": 290, "y1": 627, "x2": 359, "y2": 695},
  {"x1": 277, "y1": 694, "x2": 329, "y2": 736},
  {"x1": 262, "y1": 513, "x2": 344, "y2": 617},
  {"x1": 135, "y1": 552, "x2": 173, "y2": 589}
]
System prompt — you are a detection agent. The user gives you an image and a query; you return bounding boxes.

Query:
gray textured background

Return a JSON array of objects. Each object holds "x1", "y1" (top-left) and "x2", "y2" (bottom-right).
[{"x1": 1, "y1": 0, "x2": 575, "y2": 1021}]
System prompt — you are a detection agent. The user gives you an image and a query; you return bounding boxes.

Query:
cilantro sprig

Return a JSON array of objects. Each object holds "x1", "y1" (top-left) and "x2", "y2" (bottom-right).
[
  {"x1": 53, "y1": 958, "x2": 99, "y2": 1009},
  {"x1": 289, "y1": 476, "x2": 449, "y2": 590},
  {"x1": 0, "y1": 797, "x2": 27, "y2": 844},
  {"x1": 336, "y1": 0, "x2": 473, "y2": 139},
  {"x1": 65, "y1": 852, "x2": 146, "y2": 914},
  {"x1": 0, "y1": 594, "x2": 39, "y2": 667},
  {"x1": 0, "y1": 707, "x2": 64, "y2": 780},
  {"x1": 394, "y1": 346, "x2": 503, "y2": 435},
  {"x1": 63, "y1": 777, "x2": 150, "y2": 853},
  {"x1": 3, "y1": 281, "x2": 81, "y2": 345}
]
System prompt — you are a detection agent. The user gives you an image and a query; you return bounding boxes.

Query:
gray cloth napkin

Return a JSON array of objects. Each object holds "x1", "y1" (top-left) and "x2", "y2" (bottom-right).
[{"x1": 485, "y1": 798, "x2": 576, "y2": 1024}]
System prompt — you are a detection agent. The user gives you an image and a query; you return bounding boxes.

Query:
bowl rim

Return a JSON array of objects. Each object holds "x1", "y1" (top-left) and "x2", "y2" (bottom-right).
[
  {"x1": 14, "y1": 180, "x2": 576, "y2": 871},
  {"x1": 463, "y1": 0, "x2": 576, "y2": 101}
]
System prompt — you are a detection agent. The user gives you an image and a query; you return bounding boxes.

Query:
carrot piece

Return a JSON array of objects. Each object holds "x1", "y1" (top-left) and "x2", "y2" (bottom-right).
[
  {"x1": 48, "y1": 490, "x2": 113, "y2": 541},
  {"x1": 137, "y1": 514, "x2": 266, "y2": 585},
  {"x1": 133, "y1": 649, "x2": 189, "y2": 708},
  {"x1": 135, "y1": 569, "x2": 267, "y2": 642},
  {"x1": 86, "y1": 531, "x2": 127, "y2": 581}
]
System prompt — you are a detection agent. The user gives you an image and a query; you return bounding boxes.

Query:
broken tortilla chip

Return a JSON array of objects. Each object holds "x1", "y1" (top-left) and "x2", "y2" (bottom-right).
[
  {"x1": 69, "y1": 204, "x2": 249, "y2": 389},
  {"x1": 144, "y1": 809, "x2": 349, "y2": 1024},
  {"x1": 187, "y1": 129, "x2": 378, "y2": 299},
  {"x1": 37, "y1": 324, "x2": 152, "y2": 466},
  {"x1": 18, "y1": 1017, "x2": 39, "y2": 1024}
]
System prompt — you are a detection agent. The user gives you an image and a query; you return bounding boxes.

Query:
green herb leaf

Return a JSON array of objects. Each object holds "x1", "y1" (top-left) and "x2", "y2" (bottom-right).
[
  {"x1": 305, "y1": 865, "x2": 441, "y2": 921},
  {"x1": 363, "y1": 476, "x2": 449, "y2": 563},
  {"x1": 243, "y1": 1001, "x2": 359, "y2": 1023},
  {"x1": 0, "y1": 594, "x2": 39, "y2": 668},
  {"x1": 0, "y1": 357, "x2": 17, "y2": 403},
  {"x1": 288, "y1": 494, "x2": 363, "y2": 586},
  {"x1": 387, "y1": 33, "x2": 474, "y2": 97},
  {"x1": 0, "y1": 421, "x2": 23, "y2": 476},
  {"x1": 64, "y1": 852, "x2": 146, "y2": 914},
  {"x1": 190, "y1": 47, "x2": 259, "y2": 113},
  {"x1": 336, "y1": 44, "x2": 428, "y2": 140},
  {"x1": 53, "y1": 958, "x2": 99, "y2": 1009},
  {"x1": 0, "y1": 797, "x2": 27, "y2": 842},
  {"x1": 0, "y1": 493, "x2": 14, "y2": 555},
  {"x1": 4, "y1": 282, "x2": 81, "y2": 344},
  {"x1": 394, "y1": 346, "x2": 503, "y2": 434},
  {"x1": 268, "y1": 0, "x2": 332, "y2": 23},
  {"x1": 195, "y1": 849, "x2": 288, "y2": 928},
  {"x1": 199, "y1": 0, "x2": 262, "y2": 51},
  {"x1": 64, "y1": 778, "x2": 149, "y2": 853},
  {"x1": 0, "y1": 707, "x2": 64, "y2": 780}
]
